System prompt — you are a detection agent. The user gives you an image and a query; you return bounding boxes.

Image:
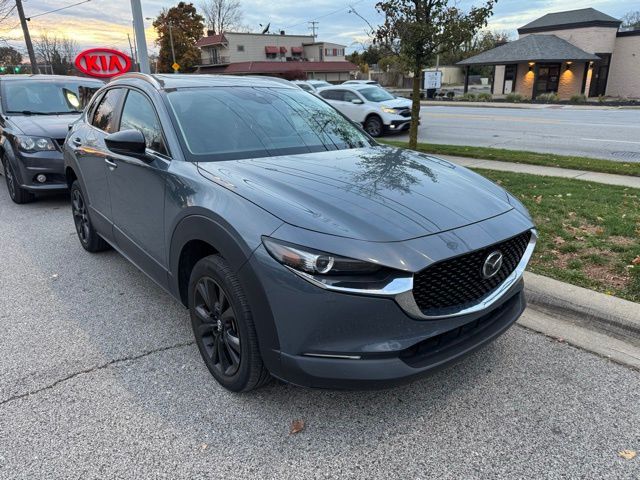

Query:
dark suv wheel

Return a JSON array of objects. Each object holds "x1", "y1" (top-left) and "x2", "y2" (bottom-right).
[
  {"x1": 364, "y1": 115, "x2": 384, "y2": 137},
  {"x1": 70, "y1": 180, "x2": 110, "y2": 252},
  {"x1": 189, "y1": 255, "x2": 271, "y2": 392},
  {"x1": 3, "y1": 157, "x2": 34, "y2": 204}
]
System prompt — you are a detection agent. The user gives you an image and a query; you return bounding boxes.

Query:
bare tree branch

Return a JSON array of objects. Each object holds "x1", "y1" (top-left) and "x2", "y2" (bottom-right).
[{"x1": 199, "y1": 0, "x2": 243, "y2": 34}]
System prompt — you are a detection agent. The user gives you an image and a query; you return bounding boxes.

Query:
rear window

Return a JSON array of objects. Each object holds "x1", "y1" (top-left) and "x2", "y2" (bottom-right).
[{"x1": 166, "y1": 87, "x2": 372, "y2": 161}]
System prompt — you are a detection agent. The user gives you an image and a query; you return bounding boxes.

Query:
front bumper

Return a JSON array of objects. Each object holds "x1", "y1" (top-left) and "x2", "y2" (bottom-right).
[
  {"x1": 243, "y1": 230, "x2": 531, "y2": 389},
  {"x1": 12, "y1": 150, "x2": 67, "y2": 191}
]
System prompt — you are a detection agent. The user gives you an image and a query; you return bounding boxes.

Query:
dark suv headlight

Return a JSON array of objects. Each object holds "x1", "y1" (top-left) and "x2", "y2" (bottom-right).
[
  {"x1": 16, "y1": 135, "x2": 56, "y2": 153},
  {"x1": 262, "y1": 237, "x2": 412, "y2": 296}
]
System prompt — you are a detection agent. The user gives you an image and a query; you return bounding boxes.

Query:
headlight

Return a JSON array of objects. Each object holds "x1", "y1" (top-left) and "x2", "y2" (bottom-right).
[
  {"x1": 262, "y1": 237, "x2": 412, "y2": 296},
  {"x1": 16, "y1": 136, "x2": 56, "y2": 153},
  {"x1": 381, "y1": 106, "x2": 397, "y2": 114},
  {"x1": 263, "y1": 237, "x2": 380, "y2": 275}
]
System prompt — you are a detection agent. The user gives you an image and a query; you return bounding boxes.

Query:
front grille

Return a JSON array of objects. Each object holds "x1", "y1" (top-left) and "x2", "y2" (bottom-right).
[{"x1": 412, "y1": 230, "x2": 532, "y2": 312}]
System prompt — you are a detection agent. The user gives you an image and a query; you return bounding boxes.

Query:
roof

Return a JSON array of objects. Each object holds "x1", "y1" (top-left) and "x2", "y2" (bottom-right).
[
  {"x1": 118, "y1": 74, "x2": 299, "y2": 90},
  {"x1": 0, "y1": 74, "x2": 103, "y2": 83},
  {"x1": 196, "y1": 34, "x2": 227, "y2": 47},
  {"x1": 457, "y1": 34, "x2": 600, "y2": 66},
  {"x1": 518, "y1": 8, "x2": 620, "y2": 34},
  {"x1": 200, "y1": 61, "x2": 357, "y2": 74}
]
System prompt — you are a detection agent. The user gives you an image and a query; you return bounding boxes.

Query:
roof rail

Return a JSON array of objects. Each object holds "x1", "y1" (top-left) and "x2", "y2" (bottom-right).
[{"x1": 112, "y1": 72, "x2": 164, "y2": 88}]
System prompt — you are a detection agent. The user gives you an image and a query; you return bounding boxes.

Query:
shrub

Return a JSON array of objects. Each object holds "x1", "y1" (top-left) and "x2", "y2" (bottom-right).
[
  {"x1": 477, "y1": 92, "x2": 492, "y2": 102},
  {"x1": 460, "y1": 92, "x2": 477, "y2": 101},
  {"x1": 505, "y1": 92, "x2": 524, "y2": 103},
  {"x1": 569, "y1": 94, "x2": 587, "y2": 104},
  {"x1": 536, "y1": 92, "x2": 559, "y2": 103},
  {"x1": 446, "y1": 91, "x2": 455, "y2": 99}
]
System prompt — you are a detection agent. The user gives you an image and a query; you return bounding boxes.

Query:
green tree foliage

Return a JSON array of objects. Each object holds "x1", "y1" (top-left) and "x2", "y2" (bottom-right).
[
  {"x1": 153, "y1": 2, "x2": 205, "y2": 73},
  {"x1": 0, "y1": 46, "x2": 22, "y2": 66},
  {"x1": 375, "y1": 0, "x2": 497, "y2": 148}
]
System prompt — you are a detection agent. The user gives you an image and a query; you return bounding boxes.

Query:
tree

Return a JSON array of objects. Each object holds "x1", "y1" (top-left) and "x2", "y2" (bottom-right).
[
  {"x1": 200, "y1": 0, "x2": 243, "y2": 34},
  {"x1": 375, "y1": 0, "x2": 497, "y2": 148},
  {"x1": 34, "y1": 33, "x2": 76, "y2": 74},
  {"x1": 621, "y1": 11, "x2": 640, "y2": 28},
  {"x1": 0, "y1": 46, "x2": 22, "y2": 65},
  {"x1": 153, "y1": 2, "x2": 205, "y2": 73}
]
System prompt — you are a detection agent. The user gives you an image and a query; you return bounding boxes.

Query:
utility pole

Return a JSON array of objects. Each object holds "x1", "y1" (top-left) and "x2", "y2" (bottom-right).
[
  {"x1": 130, "y1": 0, "x2": 150, "y2": 73},
  {"x1": 308, "y1": 21, "x2": 318, "y2": 38},
  {"x1": 168, "y1": 21, "x2": 177, "y2": 73},
  {"x1": 15, "y1": 0, "x2": 38, "y2": 74}
]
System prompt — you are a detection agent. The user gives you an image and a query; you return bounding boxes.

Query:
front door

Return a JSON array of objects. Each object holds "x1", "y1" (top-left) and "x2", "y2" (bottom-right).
[
  {"x1": 534, "y1": 64, "x2": 560, "y2": 98},
  {"x1": 107, "y1": 88, "x2": 171, "y2": 288},
  {"x1": 589, "y1": 53, "x2": 611, "y2": 97}
]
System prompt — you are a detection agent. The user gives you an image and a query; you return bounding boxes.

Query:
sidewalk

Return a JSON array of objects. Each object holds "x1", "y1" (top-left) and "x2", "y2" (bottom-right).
[{"x1": 438, "y1": 154, "x2": 640, "y2": 189}]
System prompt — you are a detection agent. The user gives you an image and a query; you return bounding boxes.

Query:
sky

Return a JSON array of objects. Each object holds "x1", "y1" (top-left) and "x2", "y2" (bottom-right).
[{"x1": 0, "y1": 0, "x2": 633, "y2": 58}]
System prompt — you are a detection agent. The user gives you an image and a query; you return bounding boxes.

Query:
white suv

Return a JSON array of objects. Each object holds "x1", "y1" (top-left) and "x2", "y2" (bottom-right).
[{"x1": 317, "y1": 84, "x2": 414, "y2": 137}]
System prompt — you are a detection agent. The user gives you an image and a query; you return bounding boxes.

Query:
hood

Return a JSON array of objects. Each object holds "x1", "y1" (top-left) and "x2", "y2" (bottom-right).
[
  {"x1": 197, "y1": 146, "x2": 513, "y2": 242},
  {"x1": 8, "y1": 114, "x2": 79, "y2": 139},
  {"x1": 380, "y1": 97, "x2": 412, "y2": 109}
]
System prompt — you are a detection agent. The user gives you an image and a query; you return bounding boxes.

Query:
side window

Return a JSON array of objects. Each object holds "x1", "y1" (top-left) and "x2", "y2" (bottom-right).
[
  {"x1": 343, "y1": 91, "x2": 359, "y2": 102},
  {"x1": 91, "y1": 88, "x2": 124, "y2": 133},
  {"x1": 119, "y1": 90, "x2": 167, "y2": 156}
]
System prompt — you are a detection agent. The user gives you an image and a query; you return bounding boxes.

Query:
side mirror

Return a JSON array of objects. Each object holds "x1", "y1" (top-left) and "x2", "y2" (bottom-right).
[
  {"x1": 351, "y1": 98, "x2": 364, "y2": 105},
  {"x1": 105, "y1": 129, "x2": 146, "y2": 159}
]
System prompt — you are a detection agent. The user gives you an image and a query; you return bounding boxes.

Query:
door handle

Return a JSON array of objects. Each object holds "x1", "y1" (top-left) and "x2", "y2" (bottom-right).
[
  {"x1": 105, "y1": 157, "x2": 117, "y2": 169},
  {"x1": 72, "y1": 137, "x2": 82, "y2": 146}
]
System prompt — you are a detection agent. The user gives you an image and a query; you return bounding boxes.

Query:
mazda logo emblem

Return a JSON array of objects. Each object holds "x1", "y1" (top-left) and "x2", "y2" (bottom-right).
[{"x1": 482, "y1": 251, "x2": 503, "y2": 279}]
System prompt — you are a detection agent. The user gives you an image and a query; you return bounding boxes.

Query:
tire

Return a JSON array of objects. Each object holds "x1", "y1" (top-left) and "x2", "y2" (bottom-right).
[
  {"x1": 189, "y1": 254, "x2": 271, "y2": 392},
  {"x1": 364, "y1": 115, "x2": 384, "y2": 137},
  {"x1": 2, "y1": 157, "x2": 35, "y2": 204},
  {"x1": 70, "y1": 180, "x2": 110, "y2": 252}
]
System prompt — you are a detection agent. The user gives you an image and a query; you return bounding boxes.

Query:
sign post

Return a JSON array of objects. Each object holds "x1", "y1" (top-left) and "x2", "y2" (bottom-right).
[{"x1": 130, "y1": 0, "x2": 150, "y2": 74}]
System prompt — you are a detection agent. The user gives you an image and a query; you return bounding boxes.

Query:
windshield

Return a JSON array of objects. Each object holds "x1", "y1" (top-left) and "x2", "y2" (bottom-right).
[
  {"x1": 167, "y1": 87, "x2": 372, "y2": 161},
  {"x1": 358, "y1": 87, "x2": 395, "y2": 103},
  {"x1": 3, "y1": 80, "x2": 103, "y2": 114}
]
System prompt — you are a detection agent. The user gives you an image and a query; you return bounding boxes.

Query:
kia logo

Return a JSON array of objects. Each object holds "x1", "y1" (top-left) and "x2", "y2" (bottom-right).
[
  {"x1": 482, "y1": 251, "x2": 503, "y2": 279},
  {"x1": 75, "y1": 48, "x2": 132, "y2": 78}
]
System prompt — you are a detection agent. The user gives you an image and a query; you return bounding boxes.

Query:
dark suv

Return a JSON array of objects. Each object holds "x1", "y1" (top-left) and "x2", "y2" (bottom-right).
[
  {"x1": 0, "y1": 75, "x2": 103, "y2": 203},
  {"x1": 64, "y1": 73, "x2": 536, "y2": 392}
]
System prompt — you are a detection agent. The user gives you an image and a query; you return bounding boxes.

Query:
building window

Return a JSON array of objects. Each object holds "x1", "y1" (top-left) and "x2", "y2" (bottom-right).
[
  {"x1": 266, "y1": 52, "x2": 277, "y2": 59},
  {"x1": 237, "y1": 45, "x2": 245, "y2": 52}
]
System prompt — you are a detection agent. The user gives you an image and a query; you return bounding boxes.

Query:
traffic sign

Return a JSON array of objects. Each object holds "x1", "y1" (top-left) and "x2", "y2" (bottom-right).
[{"x1": 172, "y1": 62, "x2": 180, "y2": 71}]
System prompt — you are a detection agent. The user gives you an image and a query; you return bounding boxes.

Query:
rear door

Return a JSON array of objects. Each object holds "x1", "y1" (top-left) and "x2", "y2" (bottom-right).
[
  {"x1": 106, "y1": 88, "x2": 171, "y2": 288},
  {"x1": 71, "y1": 87, "x2": 125, "y2": 242}
]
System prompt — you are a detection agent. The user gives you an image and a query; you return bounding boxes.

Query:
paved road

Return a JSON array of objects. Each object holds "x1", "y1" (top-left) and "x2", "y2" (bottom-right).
[
  {"x1": 1, "y1": 187, "x2": 639, "y2": 479},
  {"x1": 395, "y1": 105, "x2": 640, "y2": 162}
]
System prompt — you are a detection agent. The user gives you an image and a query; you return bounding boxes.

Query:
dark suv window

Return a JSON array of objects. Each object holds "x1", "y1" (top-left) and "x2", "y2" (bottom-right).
[
  {"x1": 91, "y1": 88, "x2": 124, "y2": 133},
  {"x1": 319, "y1": 89, "x2": 342, "y2": 101},
  {"x1": 119, "y1": 90, "x2": 167, "y2": 156}
]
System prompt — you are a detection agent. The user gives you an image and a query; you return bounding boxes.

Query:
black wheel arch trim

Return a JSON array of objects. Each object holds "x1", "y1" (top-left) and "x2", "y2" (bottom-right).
[{"x1": 168, "y1": 212, "x2": 282, "y2": 370}]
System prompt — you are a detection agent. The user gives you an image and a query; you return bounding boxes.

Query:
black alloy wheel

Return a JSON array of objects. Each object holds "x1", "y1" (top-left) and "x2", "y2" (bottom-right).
[
  {"x1": 72, "y1": 187, "x2": 90, "y2": 245},
  {"x1": 189, "y1": 255, "x2": 270, "y2": 392},
  {"x1": 3, "y1": 158, "x2": 34, "y2": 204},
  {"x1": 193, "y1": 276, "x2": 242, "y2": 377},
  {"x1": 70, "y1": 180, "x2": 109, "y2": 252}
]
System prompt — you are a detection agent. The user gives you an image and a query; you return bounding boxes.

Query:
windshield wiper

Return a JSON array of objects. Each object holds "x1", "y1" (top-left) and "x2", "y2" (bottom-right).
[{"x1": 6, "y1": 110, "x2": 81, "y2": 115}]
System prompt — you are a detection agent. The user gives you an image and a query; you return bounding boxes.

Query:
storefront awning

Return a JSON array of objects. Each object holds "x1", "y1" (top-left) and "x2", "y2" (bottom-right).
[
  {"x1": 457, "y1": 34, "x2": 600, "y2": 66},
  {"x1": 291, "y1": 46, "x2": 303, "y2": 54},
  {"x1": 265, "y1": 46, "x2": 279, "y2": 54},
  {"x1": 279, "y1": 46, "x2": 287, "y2": 53}
]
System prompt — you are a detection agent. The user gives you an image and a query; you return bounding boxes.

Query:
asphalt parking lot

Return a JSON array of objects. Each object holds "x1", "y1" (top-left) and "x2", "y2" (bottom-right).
[{"x1": 1, "y1": 186, "x2": 639, "y2": 479}]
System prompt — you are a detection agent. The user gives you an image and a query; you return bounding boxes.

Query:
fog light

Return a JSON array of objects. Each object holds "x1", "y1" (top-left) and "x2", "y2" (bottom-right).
[{"x1": 36, "y1": 174, "x2": 47, "y2": 183}]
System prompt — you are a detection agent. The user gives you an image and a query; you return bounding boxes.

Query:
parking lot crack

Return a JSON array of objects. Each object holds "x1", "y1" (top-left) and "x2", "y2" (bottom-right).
[{"x1": 0, "y1": 341, "x2": 195, "y2": 407}]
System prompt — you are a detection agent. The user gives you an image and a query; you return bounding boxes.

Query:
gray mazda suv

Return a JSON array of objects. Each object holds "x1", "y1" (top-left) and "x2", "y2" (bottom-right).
[{"x1": 64, "y1": 73, "x2": 536, "y2": 392}]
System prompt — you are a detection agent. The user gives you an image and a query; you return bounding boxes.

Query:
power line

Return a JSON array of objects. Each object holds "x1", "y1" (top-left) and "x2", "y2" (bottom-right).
[
  {"x1": 26, "y1": 0, "x2": 92, "y2": 21},
  {"x1": 283, "y1": 0, "x2": 367, "y2": 30}
]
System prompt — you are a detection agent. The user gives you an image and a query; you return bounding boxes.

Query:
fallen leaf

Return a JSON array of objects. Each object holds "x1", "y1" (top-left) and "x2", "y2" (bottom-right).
[
  {"x1": 200, "y1": 443, "x2": 208, "y2": 451},
  {"x1": 632, "y1": 256, "x2": 640, "y2": 266},
  {"x1": 568, "y1": 212, "x2": 576, "y2": 217},
  {"x1": 596, "y1": 216, "x2": 604, "y2": 222},
  {"x1": 290, "y1": 419, "x2": 305, "y2": 435},
  {"x1": 534, "y1": 195, "x2": 543, "y2": 204},
  {"x1": 553, "y1": 236, "x2": 566, "y2": 245},
  {"x1": 595, "y1": 227, "x2": 605, "y2": 235},
  {"x1": 619, "y1": 450, "x2": 637, "y2": 460}
]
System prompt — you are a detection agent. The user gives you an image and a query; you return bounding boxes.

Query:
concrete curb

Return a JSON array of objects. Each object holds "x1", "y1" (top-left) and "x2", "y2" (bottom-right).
[{"x1": 524, "y1": 271, "x2": 640, "y2": 340}]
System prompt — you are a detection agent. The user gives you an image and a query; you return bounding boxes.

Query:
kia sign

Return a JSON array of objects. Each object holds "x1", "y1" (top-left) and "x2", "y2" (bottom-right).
[{"x1": 75, "y1": 48, "x2": 132, "y2": 78}]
